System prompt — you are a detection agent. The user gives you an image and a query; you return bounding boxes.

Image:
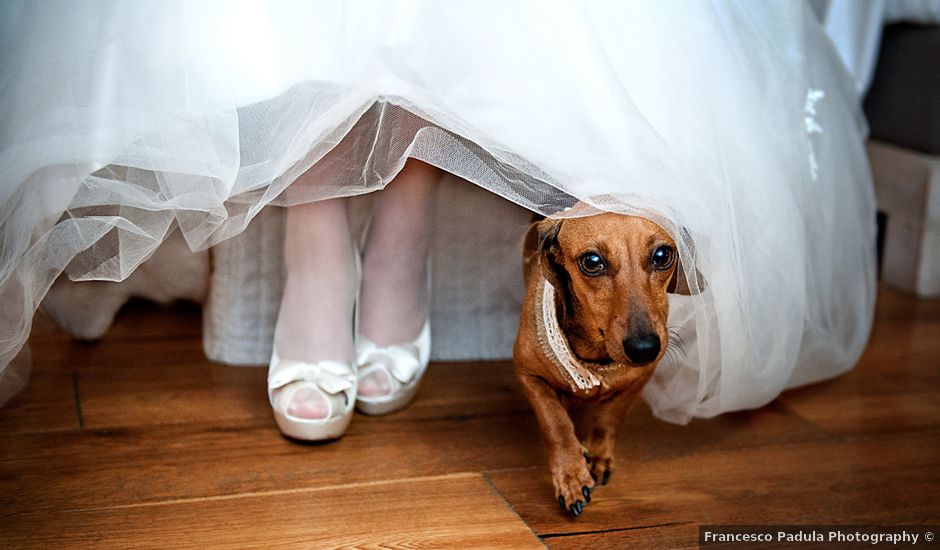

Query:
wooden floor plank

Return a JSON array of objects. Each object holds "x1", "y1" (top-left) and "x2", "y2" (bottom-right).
[
  {"x1": 75, "y1": 338, "x2": 271, "y2": 429},
  {"x1": 485, "y1": 430, "x2": 940, "y2": 537},
  {"x1": 0, "y1": 340, "x2": 79, "y2": 435},
  {"x1": 0, "y1": 411, "x2": 544, "y2": 513},
  {"x1": 544, "y1": 523, "x2": 697, "y2": 550},
  {"x1": 0, "y1": 301, "x2": 203, "y2": 435},
  {"x1": 73, "y1": 337, "x2": 825, "y2": 451},
  {"x1": 781, "y1": 383, "x2": 940, "y2": 436},
  {"x1": 779, "y1": 288, "x2": 940, "y2": 437},
  {"x1": 1, "y1": 474, "x2": 544, "y2": 550},
  {"x1": 76, "y1": 352, "x2": 530, "y2": 430},
  {"x1": 0, "y1": 375, "x2": 825, "y2": 515},
  {"x1": 77, "y1": 299, "x2": 204, "y2": 342}
]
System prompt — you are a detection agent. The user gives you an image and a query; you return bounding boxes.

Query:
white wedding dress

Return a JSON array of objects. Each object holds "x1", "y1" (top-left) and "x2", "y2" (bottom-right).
[{"x1": 0, "y1": 0, "x2": 876, "y2": 423}]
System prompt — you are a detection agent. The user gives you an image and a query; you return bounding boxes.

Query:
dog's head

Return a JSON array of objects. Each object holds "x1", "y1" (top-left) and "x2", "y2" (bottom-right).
[{"x1": 536, "y1": 213, "x2": 697, "y2": 367}]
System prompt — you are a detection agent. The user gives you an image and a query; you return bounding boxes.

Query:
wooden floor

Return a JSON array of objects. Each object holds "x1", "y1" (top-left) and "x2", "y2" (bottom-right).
[{"x1": 1, "y1": 287, "x2": 937, "y2": 549}]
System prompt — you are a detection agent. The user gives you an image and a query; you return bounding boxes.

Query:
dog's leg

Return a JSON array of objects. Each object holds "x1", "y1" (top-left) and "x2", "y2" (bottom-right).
[
  {"x1": 583, "y1": 389, "x2": 640, "y2": 485},
  {"x1": 517, "y1": 372, "x2": 596, "y2": 517}
]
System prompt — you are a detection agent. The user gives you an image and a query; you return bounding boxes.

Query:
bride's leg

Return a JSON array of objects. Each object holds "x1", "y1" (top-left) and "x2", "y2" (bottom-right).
[
  {"x1": 272, "y1": 198, "x2": 357, "y2": 419},
  {"x1": 358, "y1": 159, "x2": 441, "y2": 397}
]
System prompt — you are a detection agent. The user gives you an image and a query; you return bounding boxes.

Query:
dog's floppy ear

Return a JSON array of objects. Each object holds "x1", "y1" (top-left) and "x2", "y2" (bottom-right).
[
  {"x1": 536, "y1": 218, "x2": 574, "y2": 319},
  {"x1": 667, "y1": 231, "x2": 706, "y2": 295},
  {"x1": 536, "y1": 218, "x2": 563, "y2": 288},
  {"x1": 667, "y1": 260, "x2": 696, "y2": 295}
]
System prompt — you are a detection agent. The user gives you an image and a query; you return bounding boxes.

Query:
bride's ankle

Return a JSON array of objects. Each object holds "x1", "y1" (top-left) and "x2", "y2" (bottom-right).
[
  {"x1": 273, "y1": 277, "x2": 356, "y2": 362},
  {"x1": 358, "y1": 269, "x2": 429, "y2": 347}
]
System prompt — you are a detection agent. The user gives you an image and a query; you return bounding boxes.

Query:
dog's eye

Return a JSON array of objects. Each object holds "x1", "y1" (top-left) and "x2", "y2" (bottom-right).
[
  {"x1": 578, "y1": 252, "x2": 606, "y2": 276},
  {"x1": 651, "y1": 245, "x2": 675, "y2": 271}
]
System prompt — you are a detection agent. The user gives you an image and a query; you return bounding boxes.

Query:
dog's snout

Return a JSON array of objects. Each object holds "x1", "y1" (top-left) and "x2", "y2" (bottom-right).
[{"x1": 622, "y1": 332, "x2": 661, "y2": 365}]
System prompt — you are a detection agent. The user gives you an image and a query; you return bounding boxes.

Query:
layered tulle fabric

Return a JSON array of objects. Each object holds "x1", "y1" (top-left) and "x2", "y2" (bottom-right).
[{"x1": 0, "y1": 0, "x2": 876, "y2": 422}]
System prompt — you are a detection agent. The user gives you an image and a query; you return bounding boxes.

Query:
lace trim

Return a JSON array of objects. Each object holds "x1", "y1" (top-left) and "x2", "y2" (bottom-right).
[{"x1": 536, "y1": 280, "x2": 602, "y2": 391}]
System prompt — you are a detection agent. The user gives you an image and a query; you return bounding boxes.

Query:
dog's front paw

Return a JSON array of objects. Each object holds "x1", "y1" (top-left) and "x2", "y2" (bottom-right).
[
  {"x1": 584, "y1": 432, "x2": 617, "y2": 485},
  {"x1": 551, "y1": 452, "x2": 596, "y2": 517},
  {"x1": 585, "y1": 451, "x2": 614, "y2": 486},
  {"x1": 584, "y1": 440, "x2": 616, "y2": 486}
]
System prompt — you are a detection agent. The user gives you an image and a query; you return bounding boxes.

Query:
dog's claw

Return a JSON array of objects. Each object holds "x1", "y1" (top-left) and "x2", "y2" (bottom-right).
[
  {"x1": 571, "y1": 501, "x2": 583, "y2": 517},
  {"x1": 582, "y1": 486, "x2": 592, "y2": 502},
  {"x1": 559, "y1": 495, "x2": 566, "y2": 510},
  {"x1": 601, "y1": 470, "x2": 611, "y2": 485}
]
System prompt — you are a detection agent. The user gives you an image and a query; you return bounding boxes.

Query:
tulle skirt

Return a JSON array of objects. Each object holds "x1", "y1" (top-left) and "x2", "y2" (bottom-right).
[{"x1": 0, "y1": 0, "x2": 876, "y2": 422}]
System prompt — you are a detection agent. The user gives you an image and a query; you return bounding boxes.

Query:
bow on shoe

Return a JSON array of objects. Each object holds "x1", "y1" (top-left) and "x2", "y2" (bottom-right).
[
  {"x1": 357, "y1": 344, "x2": 421, "y2": 384},
  {"x1": 268, "y1": 360, "x2": 355, "y2": 395}
]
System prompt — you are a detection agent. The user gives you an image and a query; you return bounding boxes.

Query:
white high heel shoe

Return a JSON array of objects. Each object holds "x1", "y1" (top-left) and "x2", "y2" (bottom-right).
[
  {"x1": 355, "y1": 319, "x2": 430, "y2": 416},
  {"x1": 268, "y1": 351, "x2": 357, "y2": 441},
  {"x1": 268, "y1": 246, "x2": 361, "y2": 441}
]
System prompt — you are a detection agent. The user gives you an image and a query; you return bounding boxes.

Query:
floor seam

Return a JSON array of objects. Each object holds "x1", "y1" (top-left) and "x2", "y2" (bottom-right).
[
  {"x1": 60, "y1": 471, "x2": 481, "y2": 513},
  {"x1": 539, "y1": 521, "x2": 693, "y2": 540},
  {"x1": 482, "y1": 472, "x2": 549, "y2": 549},
  {"x1": 71, "y1": 368, "x2": 84, "y2": 430}
]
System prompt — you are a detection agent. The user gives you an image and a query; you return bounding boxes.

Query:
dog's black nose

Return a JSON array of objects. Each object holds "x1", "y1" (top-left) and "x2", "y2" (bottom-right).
[{"x1": 623, "y1": 332, "x2": 661, "y2": 365}]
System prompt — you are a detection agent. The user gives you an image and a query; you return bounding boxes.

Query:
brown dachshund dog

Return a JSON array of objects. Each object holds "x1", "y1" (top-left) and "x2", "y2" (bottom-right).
[{"x1": 513, "y1": 213, "x2": 694, "y2": 517}]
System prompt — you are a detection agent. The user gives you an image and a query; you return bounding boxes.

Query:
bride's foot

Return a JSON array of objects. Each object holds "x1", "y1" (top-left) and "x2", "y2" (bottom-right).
[
  {"x1": 357, "y1": 264, "x2": 431, "y2": 414},
  {"x1": 356, "y1": 159, "x2": 439, "y2": 412},
  {"x1": 357, "y1": 248, "x2": 431, "y2": 399},
  {"x1": 268, "y1": 353, "x2": 356, "y2": 440},
  {"x1": 269, "y1": 199, "x2": 358, "y2": 439},
  {"x1": 355, "y1": 318, "x2": 430, "y2": 415},
  {"x1": 272, "y1": 265, "x2": 356, "y2": 421}
]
